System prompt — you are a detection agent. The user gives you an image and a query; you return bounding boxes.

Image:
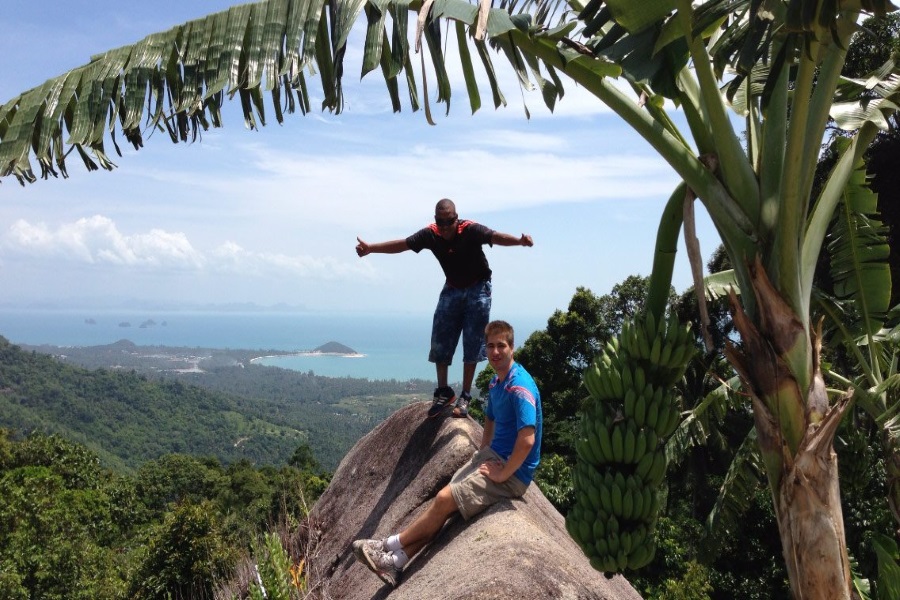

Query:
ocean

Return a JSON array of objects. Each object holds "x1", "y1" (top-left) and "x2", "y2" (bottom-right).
[{"x1": 0, "y1": 309, "x2": 546, "y2": 382}]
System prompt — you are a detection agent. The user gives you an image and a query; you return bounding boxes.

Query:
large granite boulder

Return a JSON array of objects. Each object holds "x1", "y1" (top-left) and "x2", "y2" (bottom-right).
[{"x1": 305, "y1": 402, "x2": 643, "y2": 599}]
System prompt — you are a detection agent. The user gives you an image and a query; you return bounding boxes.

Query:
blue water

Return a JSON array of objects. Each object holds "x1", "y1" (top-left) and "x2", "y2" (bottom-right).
[{"x1": 0, "y1": 309, "x2": 545, "y2": 382}]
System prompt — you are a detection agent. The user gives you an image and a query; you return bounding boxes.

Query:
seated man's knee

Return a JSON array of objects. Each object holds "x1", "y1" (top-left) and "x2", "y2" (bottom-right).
[{"x1": 433, "y1": 485, "x2": 458, "y2": 514}]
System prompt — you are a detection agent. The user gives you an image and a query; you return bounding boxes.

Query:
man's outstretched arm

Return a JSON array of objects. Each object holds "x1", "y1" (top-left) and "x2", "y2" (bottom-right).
[
  {"x1": 491, "y1": 232, "x2": 533, "y2": 247},
  {"x1": 356, "y1": 237, "x2": 410, "y2": 257}
]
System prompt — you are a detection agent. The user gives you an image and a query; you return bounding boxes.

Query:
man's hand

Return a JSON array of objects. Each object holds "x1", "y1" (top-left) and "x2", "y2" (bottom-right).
[
  {"x1": 478, "y1": 459, "x2": 508, "y2": 483},
  {"x1": 519, "y1": 234, "x2": 533, "y2": 247},
  {"x1": 356, "y1": 237, "x2": 370, "y2": 257}
]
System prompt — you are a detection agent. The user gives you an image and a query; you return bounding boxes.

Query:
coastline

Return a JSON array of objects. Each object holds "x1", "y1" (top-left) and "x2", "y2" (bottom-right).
[
  {"x1": 250, "y1": 350, "x2": 366, "y2": 364},
  {"x1": 0, "y1": 309, "x2": 548, "y2": 381}
]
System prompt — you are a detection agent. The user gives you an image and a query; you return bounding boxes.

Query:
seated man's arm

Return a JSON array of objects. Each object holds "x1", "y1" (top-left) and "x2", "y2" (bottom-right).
[
  {"x1": 480, "y1": 418, "x2": 495, "y2": 450},
  {"x1": 480, "y1": 426, "x2": 535, "y2": 483}
]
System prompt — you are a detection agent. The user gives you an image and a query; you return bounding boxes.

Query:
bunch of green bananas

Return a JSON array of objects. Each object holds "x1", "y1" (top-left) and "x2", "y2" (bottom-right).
[{"x1": 566, "y1": 311, "x2": 696, "y2": 573}]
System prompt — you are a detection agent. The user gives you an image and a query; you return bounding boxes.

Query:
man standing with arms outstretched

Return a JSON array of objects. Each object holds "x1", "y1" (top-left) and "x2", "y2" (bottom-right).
[{"x1": 356, "y1": 199, "x2": 533, "y2": 418}]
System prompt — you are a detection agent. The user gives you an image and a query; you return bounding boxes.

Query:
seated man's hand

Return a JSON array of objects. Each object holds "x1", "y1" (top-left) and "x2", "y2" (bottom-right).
[{"x1": 478, "y1": 459, "x2": 506, "y2": 482}]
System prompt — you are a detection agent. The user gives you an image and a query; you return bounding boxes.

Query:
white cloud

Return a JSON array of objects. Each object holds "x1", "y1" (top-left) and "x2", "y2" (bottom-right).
[
  {"x1": 1, "y1": 215, "x2": 374, "y2": 283},
  {"x1": 464, "y1": 129, "x2": 570, "y2": 151},
  {"x1": 4, "y1": 216, "x2": 206, "y2": 268}
]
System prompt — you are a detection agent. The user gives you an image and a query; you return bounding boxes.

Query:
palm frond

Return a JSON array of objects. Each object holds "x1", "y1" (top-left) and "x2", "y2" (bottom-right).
[{"x1": 0, "y1": 0, "x2": 574, "y2": 185}]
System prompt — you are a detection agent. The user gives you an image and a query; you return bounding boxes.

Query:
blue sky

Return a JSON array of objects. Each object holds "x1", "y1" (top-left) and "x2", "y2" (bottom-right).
[{"x1": 0, "y1": 0, "x2": 719, "y2": 324}]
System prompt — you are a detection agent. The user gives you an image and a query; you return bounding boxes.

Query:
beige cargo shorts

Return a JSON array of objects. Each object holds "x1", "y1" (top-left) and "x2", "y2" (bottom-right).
[{"x1": 449, "y1": 446, "x2": 528, "y2": 520}]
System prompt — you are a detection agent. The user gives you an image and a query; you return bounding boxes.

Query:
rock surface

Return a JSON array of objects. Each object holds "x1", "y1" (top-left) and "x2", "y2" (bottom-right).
[{"x1": 306, "y1": 402, "x2": 643, "y2": 600}]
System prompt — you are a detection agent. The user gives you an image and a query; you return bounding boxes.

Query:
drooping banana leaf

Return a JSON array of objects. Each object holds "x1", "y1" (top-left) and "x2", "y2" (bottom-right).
[
  {"x1": 0, "y1": 0, "x2": 573, "y2": 184},
  {"x1": 666, "y1": 374, "x2": 740, "y2": 467},
  {"x1": 701, "y1": 426, "x2": 766, "y2": 560},
  {"x1": 824, "y1": 137, "x2": 891, "y2": 338}
]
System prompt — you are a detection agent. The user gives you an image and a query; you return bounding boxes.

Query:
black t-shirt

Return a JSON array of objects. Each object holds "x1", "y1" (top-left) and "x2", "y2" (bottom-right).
[{"x1": 406, "y1": 220, "x2": 495, "y2": 288}]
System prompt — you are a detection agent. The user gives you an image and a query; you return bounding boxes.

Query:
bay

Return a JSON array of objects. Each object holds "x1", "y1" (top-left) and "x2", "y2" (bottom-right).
[{"x1": 0, "y1": 309, "x2": 545, "y2": 382}]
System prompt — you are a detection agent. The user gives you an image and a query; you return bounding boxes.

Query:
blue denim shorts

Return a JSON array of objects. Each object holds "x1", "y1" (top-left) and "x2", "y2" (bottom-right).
[{"x1": 428, "y1": 279, "x2": 492, "y2": 365}]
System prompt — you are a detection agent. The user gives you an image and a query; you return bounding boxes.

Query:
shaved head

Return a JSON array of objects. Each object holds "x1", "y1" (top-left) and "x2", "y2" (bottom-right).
[{"x1": 435, "y1": 198, "x2": 456, "y2": 215}]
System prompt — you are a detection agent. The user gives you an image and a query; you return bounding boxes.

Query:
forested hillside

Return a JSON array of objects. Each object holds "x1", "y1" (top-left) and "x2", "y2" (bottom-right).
[
  {"x1": 0, "y1": 429, "x2": 329, "y2": 599},
  {"x1": 0, "y1": 336, "x2": 422, "y2": 471}
]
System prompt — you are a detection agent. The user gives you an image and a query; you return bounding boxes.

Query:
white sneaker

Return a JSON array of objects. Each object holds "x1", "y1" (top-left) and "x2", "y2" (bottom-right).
[
  {"x1": 355, "y1": 540, "x2": 401, "y2": 587},
  {"x1": 351, "y1": 538, "x2": 384, "y2": 562}
]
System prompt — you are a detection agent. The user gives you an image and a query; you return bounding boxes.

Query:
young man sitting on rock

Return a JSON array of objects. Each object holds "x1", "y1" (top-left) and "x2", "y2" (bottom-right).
[{"x1": 351, "y1": 319, "x2": 543, "y2": 587}]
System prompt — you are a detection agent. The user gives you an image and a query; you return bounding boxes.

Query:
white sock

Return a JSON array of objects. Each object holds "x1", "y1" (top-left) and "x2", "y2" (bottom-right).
[
  {"x1": 385, "y1": 534, "x2": 402, "y2": 552},
  {"x1": 392, "y1": 548, "x2": 409, "y2": 569}
]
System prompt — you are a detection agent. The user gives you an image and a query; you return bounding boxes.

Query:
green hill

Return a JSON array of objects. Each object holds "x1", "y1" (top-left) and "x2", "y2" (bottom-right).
[{"x1": 0, "y1": 336, "x2": 425, "y2": 472}]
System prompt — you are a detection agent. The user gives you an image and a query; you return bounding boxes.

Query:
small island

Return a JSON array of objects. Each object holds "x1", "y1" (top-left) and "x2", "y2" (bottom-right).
[{"x1": 312, "y1": 341, "x2": 358, "y2": 355}]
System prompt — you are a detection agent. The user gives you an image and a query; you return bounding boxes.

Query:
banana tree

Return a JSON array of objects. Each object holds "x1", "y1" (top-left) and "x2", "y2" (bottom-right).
[
  {"x1": 626, "y1": 4, "x2": 898, "y2": 593},
  {"x1": 669, "y1": 141, "x2": 898, "y2": 594},
  {"x1": 2, "y1": 0, "x2": 900, "y2": 597}
]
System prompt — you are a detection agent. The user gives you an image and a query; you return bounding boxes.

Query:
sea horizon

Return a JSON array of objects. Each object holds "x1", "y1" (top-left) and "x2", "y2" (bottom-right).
[{"x1": 0, "y1": 308, "x2": 547, "y2": 382}]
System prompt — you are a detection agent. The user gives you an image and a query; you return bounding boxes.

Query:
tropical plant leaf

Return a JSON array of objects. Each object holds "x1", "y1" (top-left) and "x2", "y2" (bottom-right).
[
  {"x1": 703, "y1": 269, "x2": 740, "y2": 300},
  {"x1": 2, "y1": 0, "x2": 565, "y2": 183},
  {"x1": 832, "y1": 53, "x2": 900, "y2": 131},
  {"x1": 722, "y1": 63, "x2": 769, "y2": 115},
  {"x1": 825, "y1": 137, "x2": 891, "y2": 337},
  {"x1": 604, "y1": 0, "x2": 675, "y2": 34},
  {"x1": 666, "y1": 375, "x2": 741, "y2": 467},
  {"x1": 872, "y1": 533, "x2": 900, "y2": 600},
  {"x1": 701, "y1": 426, "x2": 766, "y2": 560},
  {"x1": 576, "y1": 11, "x2": 689, "y2": 99}
]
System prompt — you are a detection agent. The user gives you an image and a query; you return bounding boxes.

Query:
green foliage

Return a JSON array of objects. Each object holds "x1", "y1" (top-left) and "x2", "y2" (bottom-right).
[
  {"x1": 0, "y1": 432, "x2": 131, "y2": 599},
  {"x1": 629, "y1": 496, "x2": 708, "y2": 598},
  {"x1": 824, "y1": 138, "x2": 891, "y2": 338},
  {"x1": 533, "y1": 452, "x2": 575, "y2": 512},
  {"x1": 248, "y1": 532, "x2": 303, "y2": 600},
  {"x1": 528, "y1": 279, "x2": 797, "y2": 594},
  {"x1": 836, "y1": 415, "x2": 896, "y2": 597},
  {"x1": 704, "y1": 488, "x2": 790, "y2": 599},
  {"x1": 474, "y1": 364, "x2": 495, "y2": 402},
  {"x1": 843, "y1": 14, "x2": 900, "y2": 92},
  {"x1": 129, "y1": 499, "x2": 236, "y2": 600},
  {"x1": 651, "y1": 561, "x2": 713, "y2": 600},
  {"x1": 288, "y1": 442, "x2": 321, "y2": 474},
  {"x1": 136, "y1": 454, "x2": 227, "y2": 517},
  {"x1": 0, "y1": 336, "x2": 299, "y2": 470},
  {"x1": 0, "y1": 0, "x2": 896, "y2": 595},
  {"x1": 0, "y1": 430, "x2": 327, "y2": 599}
]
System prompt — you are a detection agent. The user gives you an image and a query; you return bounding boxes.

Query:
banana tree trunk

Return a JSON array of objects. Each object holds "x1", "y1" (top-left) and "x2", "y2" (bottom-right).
[{"x1": 724, "y1": 258, "x2": 855, "y2": 599}]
